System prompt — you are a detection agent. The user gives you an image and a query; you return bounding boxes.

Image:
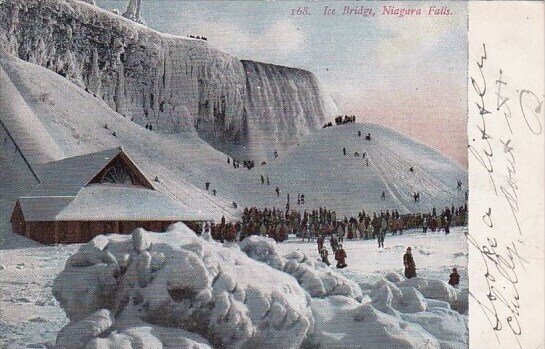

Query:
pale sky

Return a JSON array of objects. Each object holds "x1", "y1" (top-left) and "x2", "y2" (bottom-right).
[{"x1": 97, "y1": 1, "x2": 468, "y2": 166}]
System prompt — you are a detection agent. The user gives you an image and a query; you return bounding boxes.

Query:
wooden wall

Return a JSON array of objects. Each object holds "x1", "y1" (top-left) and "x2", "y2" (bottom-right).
[
  {"x1": 13, "y1": 218, "x2": 195, "y2": 244},
  {"x1": 10, "y1": 201, "x2": 25, "y2": 236}
]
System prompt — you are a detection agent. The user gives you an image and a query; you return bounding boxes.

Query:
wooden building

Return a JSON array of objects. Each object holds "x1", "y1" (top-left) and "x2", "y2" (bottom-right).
[{"x1": 11, "y1": 148, "x2": 212, "y2": 244}]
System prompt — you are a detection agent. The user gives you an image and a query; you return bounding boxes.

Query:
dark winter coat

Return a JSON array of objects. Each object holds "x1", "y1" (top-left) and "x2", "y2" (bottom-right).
[
  {"x1": 335, "y1": 248, "x2": 347, "y2": 268},
  {"x1": 403, "y1": 252, "x2": 417, "y2": 278},
  {"x1": 449, "y1": 271, "x2": 460, "y2": 287},
  {"x1": 317, "y1": 236, "x2": 324, "y2": 252},
  {"x1": 320, "y1": 249, "x2": 330, "y2": 266}
]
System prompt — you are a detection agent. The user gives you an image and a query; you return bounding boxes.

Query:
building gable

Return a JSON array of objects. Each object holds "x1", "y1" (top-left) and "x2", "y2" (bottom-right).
[{"x1": 88, "y1": 151, "x2": 154, "y2": 190}]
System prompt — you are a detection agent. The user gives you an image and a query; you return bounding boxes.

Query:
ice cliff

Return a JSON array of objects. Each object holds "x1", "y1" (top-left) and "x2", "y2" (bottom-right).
[{"x1": 0, "y1": 0, "x2": 333, "y2": 159}]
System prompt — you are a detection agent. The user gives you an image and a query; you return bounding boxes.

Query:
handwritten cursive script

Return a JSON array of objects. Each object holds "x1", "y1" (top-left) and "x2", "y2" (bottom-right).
[{"x1": 468, "y1": 42, "x2": 543, "y2": 348}]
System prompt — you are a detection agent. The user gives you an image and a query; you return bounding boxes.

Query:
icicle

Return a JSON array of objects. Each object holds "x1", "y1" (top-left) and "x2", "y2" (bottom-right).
[
  {"x1": 122, "y1": 0, "x2": 146, "y2": 25},
  {"x1": 115, "y1": 61, "x2": 127, "y2": 116},
  {"x1": 88, "y1": 48, "x2": 102, "y2": 97}
]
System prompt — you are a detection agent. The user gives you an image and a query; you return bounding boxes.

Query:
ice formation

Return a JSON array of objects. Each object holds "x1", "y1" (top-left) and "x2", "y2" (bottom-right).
[
  {"x1": 122, "y1": 0, "x2": 145, "y2": 25},
  {"x1": 53, "y1": 224, "x2": 314, "y2": 349},
  {"x1": 52, "y1": 225, "x2": 468, "y2": 349},
  {"x1": 0, "y1": 0, "x2": 334, "y2": 159}
]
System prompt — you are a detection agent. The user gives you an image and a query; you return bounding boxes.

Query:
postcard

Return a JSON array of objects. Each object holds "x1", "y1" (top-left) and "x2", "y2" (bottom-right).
[{"x1": 0, "y1": 1, "x2": 542, "y2": 348}]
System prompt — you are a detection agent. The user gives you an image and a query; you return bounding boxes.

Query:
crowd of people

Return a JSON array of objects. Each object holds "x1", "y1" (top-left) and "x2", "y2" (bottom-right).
[
  {"x1": 198, "y1": 205, "x2": 465, "y2": 285},
  {"x1": 203, "y1": 204, "x2": 467, "y2": 244},
  {"x1": 187, "y1": 34, "x2": 208, "y2": 41},
  {"x1": 323, "y1": 115, "x2": 357, "y2": 128},
  {"x1": 227, "y1": 157, "x2": 256, "y2": 170}
]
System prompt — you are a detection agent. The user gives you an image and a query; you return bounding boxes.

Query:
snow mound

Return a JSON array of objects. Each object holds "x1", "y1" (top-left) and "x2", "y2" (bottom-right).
[
  {"x1": 364, "y1": 277, "x2": 468, "y2": 348},
  {"x1": 369, "y1": 278, "x2": 427, "y2": 315},
  {"x1": 402, "y1": 307, "x2": 469, "y2": 349},
  {"x1": 55, "y1": 309, "x2": 114, "y2": 349},
  {"x1": 53, "y1": 225, "x2": 468, "y2": 349},
  {"x1": 396, "y1": 277, "x2": 467, "y2": 313},
  {"x1": 384, "y1": 271, "x2": 405, "y2": 283},
  {"x1": 309, "y1": 296, "x2": 440, "y2": 349},
  {"x1": 239, "y1": 235, "x2": 362, "y2": 300},
  {"x1": 418, "y1": 248, "x2": 431, "y2": 256},
  {"x1": 53, "y1": 224, "x2": 314, "y2": 349}
]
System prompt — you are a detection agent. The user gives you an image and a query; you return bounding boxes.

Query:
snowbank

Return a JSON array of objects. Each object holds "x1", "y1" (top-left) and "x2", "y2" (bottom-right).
[
  {"x1": 357, "y1": 274, "x2": 468, "y2": 349},
  {"x1": 396, "y1": 277, "x2": 467, "y2": 314},
  {"x1": 53, "y1": 225, "x2": 468, "y2": 349},
  {"x1": 239, "y1": 235, "x2": 363, "y2": 300},
  {"x1": 309, "y1": 296, "x2": 440, "y2": 349},
  {"x1": 53, "y1": 224, "x2": 313, "y2": 349}
]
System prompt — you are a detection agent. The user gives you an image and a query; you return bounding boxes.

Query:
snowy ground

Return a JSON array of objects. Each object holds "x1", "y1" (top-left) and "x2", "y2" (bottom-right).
[
  {"x1": 277, "y1": 226, "x2": 468, "y2": 290},
  {"x1": 0, "y1": 226, "x2": 467, "y2": 347},
  {"x1": 0, "y1": 234, "x2": 79, "y2": 347}
]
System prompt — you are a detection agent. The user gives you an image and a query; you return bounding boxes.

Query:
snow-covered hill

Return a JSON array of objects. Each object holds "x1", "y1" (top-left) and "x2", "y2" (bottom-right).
[
  {"x1": 0, "y1": 53, "x2": 240, "y2": 242},
  {"x1": 0, "y1": 51, "x2": 466, "y2": 243},
  {"x1": 0, "y1": 0, "x2": 336, "y2": 160},
  {"x1": 255, "y1": 123, "x2": 467, "y2": 215}
]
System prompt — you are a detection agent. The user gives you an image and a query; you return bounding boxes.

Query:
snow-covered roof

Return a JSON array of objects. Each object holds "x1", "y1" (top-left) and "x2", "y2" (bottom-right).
[
  {"x1": 18, "y1": 196, "x2": 74, "y2": 221},
  {"x1": 57, "y1": 185, "x2": 210, "y2": 221},
  {"x1": 19, "y1": 185, "x2": 211, "y2": 222},
  {"x1": 18, "y1": 149, "x2": 213, "y2": 222},
  {"x1": 31, "y1": 148, "x2": 124, "y2": 196}
]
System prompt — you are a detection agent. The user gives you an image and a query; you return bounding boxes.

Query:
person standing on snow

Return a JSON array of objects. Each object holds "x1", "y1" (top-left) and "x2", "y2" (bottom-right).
[
  {"x1": 444, "y1": 206, "x2": 452, "y2": 234},
  {"x1": 378, "y1": 218, "x2": 387, "y2": 248},
  {"x1": 259, "y1": 223, "x2": 267, "y2": 236},
  {"x1": 343, "y1": 147, "x2": 347, "y2": 156},
  {"x1": 335, "y1": 245, "x2": 347, "y2": 268},
  {"x1": 422, "y1": 216, "x2": 428, "y2": 233},
  {"x1": 448, "y1": 268, "x2": 460, "y2": 287},
  {"x1": 320, "y1": 247, "x2": 331, "y2": 266},
  {"x1": 403, "y1": 247, "x2": 417, "y2": 278},
  {"x1": 317, "y1": 234, "x2": 325, "y2": 252},
  {"x1": 330, "y1": 234, "x2": 339, "y2": 253}
]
